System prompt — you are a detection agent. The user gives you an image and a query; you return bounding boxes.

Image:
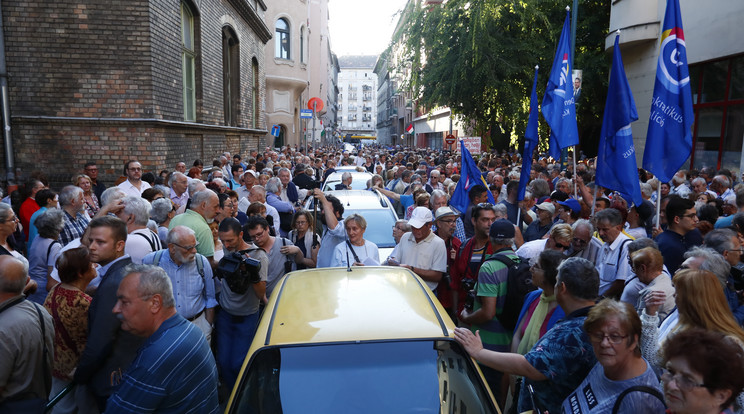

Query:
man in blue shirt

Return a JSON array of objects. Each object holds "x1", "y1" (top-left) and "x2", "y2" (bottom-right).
[
  {"x1": 142, "y1": 226, "x2": 217, "y2": 343},
  {"x1": 107, "y1": 264, "x2": 219, "y2": 413},
  {"x1": 454, "y1": 257, "x2": 599, "y2": 414}
]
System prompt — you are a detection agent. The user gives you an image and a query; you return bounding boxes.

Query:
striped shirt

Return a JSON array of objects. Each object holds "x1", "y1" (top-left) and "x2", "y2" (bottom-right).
[
  {"x1": 60, "y1": 211, "x2": 90, "y2": 247},
  {"x1": 106, "y1": 314, "x2": 219, "y2": 413}
]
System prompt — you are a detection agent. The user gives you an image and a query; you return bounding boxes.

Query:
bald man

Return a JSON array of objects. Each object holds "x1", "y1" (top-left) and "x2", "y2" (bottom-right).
[{"x1": 0, "y1": 256, "x2": 54, "y2": 405}]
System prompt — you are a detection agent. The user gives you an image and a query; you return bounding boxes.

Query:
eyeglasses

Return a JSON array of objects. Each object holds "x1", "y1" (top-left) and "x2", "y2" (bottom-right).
[
  {"x1": 554, "y1": 242, "x2": 570, "y2": 249},
  {"x1": 681, "y1": 213, "x2": 697, "y2": 219},
  {"x1": 588, "y1": 332, "x2": 628, "y2": 344},
  {"x1": 172, "y1": 241, "x2": 199, "y2": 251},
  {"x1": 439, "y1": 219, "x2": 457, "y2": 224},
  {"x1": 4, "y1": 216, "x2": 18, "y2": 223},
  {"x1": 660, "y1": 367, "x2": 706, "y2": 392}
]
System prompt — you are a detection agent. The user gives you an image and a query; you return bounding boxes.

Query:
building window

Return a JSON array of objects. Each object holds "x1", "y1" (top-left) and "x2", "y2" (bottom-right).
[
  {"x1": 181, "y1": 2, "x2": 196, "y2": 121},
  {"x1": 275, "y1": 18, "x2": 290, "y2": 59},
  {"x1": 252, "y1": 58, "x2": 260, "y2": 128},
  {"x1": 300, "y1": 26, "x2": 305, "y2": 64},
  {"x1": 690, "y1": 54, "x2": 744, "y2": 177},
  {"x1": 222, "y1": 26, "x2": 240, "y2": 126}
]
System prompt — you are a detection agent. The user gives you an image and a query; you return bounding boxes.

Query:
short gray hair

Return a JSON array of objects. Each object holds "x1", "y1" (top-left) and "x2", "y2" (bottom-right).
[
  {"x1": 493, "y1": 203, "x2": 508, "y2": 217},
  {"x1": 125, "y1": 264, "x2": 175, "y2": 308},
  {"x1": 190, "y1": 190, "x2": 214, "y2": 209},
  {"x1": 266, "y1": 177, "x2": 282, "y2": 194},
  {"x1": 250, "y1": 185, "x2": 267, "y2": 201},
  {"x1": 0, "y1": 256, "x2": 26, "y2": 294},
  {"x1": 152, "y1": 185, "x2": 170, "y2": 198},
  {"x1": 395, "y1": 219, "x2": 411, "y2": 232},
  {"x1": 640, "y1": 183, "x2": 653, "y2": 199},
  {"x1": 168, "y1": 171, "x2": 187, "y2": 187},
  {"x1": 344, "y1": 214, "x2": 367, "y2": 230},
  {"x1": 121, "y1": 196, "x2": 152, "y2": 226},
  {"x1": 100, "y1": 187, "x2": 126, "y2": 207},
  {"x1": 59, "y1": 185, "x2": 83, "y2": 207},
  {"x1": 166, "y1": 225, "x2": 195, "y2": 245},
  {"x1": 187, "y1": 180, "x2": 206, "y2": 196},
  {"x1": 595, "y1": 208, "x2": 623, "y2": 227},
  {"x1": 341, "y1": 172, "x2": 352, "y2": 182},
  {"x1": 557, "y1": 257, "x2": 599, "y2": 300},
  {"x1": 150, "y1": 198, "x2": 173, "y2": 224},
  {"x1": 35, "y1": 208, "x2": 65, "y2": 239},
  {"x1": 627, "y1": 237, "x2": 659, "y2": 255},
  {"x1": 704, "y1": 228, "x2": 737, "y2": 255},
  {"x1": 0, "y1": 202, "x2": 13, "y2": 222},
  {"x1": 572, "y1": 219, "x2": 594, "y2": 234},
  {"x1": 684, "y1": 246, "x2": 731, "y2": 287}
]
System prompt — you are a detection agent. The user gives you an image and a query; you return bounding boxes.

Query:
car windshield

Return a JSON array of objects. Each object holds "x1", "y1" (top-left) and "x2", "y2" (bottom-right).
[
  {"x1": 323, "y1": 175, "x2": 372, "y2": 191},
  {"x1": 344, "y1": 209, "x2": 396, "y2": 248},
  {"x1": 231, "y1": 340, "x2": 498, "y2": 414}
]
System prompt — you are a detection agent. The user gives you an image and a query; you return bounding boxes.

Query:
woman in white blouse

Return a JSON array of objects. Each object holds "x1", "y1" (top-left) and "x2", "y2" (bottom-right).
[{"x1": 330, "y1": 214, "x2": 379, "y2": 267}]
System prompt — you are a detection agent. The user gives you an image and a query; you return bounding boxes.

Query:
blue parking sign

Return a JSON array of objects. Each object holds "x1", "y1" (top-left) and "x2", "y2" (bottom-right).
[{"x1": 271, "y1": 125, "x2": 280, "y2": 137}]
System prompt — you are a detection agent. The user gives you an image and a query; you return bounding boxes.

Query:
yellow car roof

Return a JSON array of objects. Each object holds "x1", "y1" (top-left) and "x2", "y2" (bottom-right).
[{"x1": 256, "y1": 267, "x2": 455, "y2": 346}]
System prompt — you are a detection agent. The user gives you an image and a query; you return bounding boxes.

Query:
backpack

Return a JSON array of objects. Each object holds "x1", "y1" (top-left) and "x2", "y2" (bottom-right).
[
  {"x1": 482, "y1": 253, "x2": 537, "y2": 332},
  {"x1": 153, "y1": 250, "x2": 206, "y2": 296}
]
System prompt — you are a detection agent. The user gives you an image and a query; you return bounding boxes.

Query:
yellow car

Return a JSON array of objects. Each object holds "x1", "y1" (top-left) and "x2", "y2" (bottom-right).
[{"x1": 225, "y1": 266, "x2": 501, "y2": 414}]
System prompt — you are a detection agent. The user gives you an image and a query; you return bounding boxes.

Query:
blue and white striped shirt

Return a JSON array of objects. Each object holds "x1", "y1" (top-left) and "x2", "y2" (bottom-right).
[
  {"x1": 142, "y1": 250, "x2": 217, "y2": 319},
  {"x1": 106, "y1": 314, "x2": 219, "y2": 413}
]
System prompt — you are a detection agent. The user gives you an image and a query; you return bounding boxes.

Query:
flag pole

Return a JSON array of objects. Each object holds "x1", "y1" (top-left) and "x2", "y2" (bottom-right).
[
  {"x1": 572, "y1": 147, "x2": 578, "y2": 199},
  {"x1": 591, "y1": 184, "x2": 597, "y2": 217}
]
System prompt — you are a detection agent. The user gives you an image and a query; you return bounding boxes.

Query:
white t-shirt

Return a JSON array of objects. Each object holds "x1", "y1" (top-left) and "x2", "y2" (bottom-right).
[{"x1": 389, "y1": 231, "x2": 447, "y2": 290}]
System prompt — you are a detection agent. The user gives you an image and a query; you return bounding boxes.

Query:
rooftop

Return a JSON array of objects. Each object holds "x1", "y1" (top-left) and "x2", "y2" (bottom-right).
[{"x1": 338, "y1": 55, "x2": 378, "y2": 69}]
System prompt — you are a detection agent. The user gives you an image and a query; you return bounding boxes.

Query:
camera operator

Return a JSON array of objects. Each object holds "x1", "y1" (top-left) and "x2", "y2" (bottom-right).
[
  {"x1": 142, "y1": 225, "x2": 216, "y2": 342},
  {"x1": 215, "y1": 217, "x2": 268, "y2": 392}
]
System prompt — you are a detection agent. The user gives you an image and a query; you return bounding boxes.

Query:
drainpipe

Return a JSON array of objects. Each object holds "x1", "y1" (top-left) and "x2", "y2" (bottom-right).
[{"x1": 0, "y1": 0, "x2": 16, "y2": 188}]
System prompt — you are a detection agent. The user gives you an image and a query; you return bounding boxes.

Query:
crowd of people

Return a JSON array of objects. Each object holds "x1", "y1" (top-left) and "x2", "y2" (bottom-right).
[{"x1": 1, "y1": 143, "x2": 744, "y2": 413}]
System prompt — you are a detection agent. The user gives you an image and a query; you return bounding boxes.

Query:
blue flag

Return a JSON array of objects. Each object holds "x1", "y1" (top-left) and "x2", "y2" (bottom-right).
[
  {"x1": 595, "y1": 35, "x2": 642, "y2": 206},
  {"x1": 519, "y1": 67, "x2": 540, "y2": 201},
  {"x1": 642, "y1": 0, "x2": 694, "y2": 183},
  {"x1": 547, "y1": 133, "x2": 561, "y2": 161},
  {"x1": 541, "y1": 9, "x2": 579, "y2": 151},
  {"x1": 450, "y1": 140, "x2": 494, "y2": 213}
]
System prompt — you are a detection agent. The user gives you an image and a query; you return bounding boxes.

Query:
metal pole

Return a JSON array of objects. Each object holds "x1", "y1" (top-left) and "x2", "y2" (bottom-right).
[
  {"x1": 0, "y1": 0, "x2": 15, "y2": 187},
  {"x1": 570, "y1": 1, "x2": 578, "y2": 71},
  {"x1": 312, "y1": 102, "x2": 317, "y2": 154},
  {"x1": 572, "y1": 148, "x2": 578, "y2": 199}
]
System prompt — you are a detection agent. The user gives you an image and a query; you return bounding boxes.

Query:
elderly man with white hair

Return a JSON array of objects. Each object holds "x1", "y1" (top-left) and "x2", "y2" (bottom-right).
[
  {"x1": 265, "y1": 177, "x2": 296, "y2": 237},
  {"x1": 116, "y1": 196, "x2": 163, "y2": 264}
]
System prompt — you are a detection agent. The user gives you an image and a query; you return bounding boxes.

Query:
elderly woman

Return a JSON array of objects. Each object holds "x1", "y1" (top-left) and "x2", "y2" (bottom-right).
[
  {"x1": 560, "y1": 299, "x2": 666, "y2": 413},
  {"x1": 330, "y1": 214, "x2": 379, "y2": 267},
  {"x1": 27, "y1": 208, "x2": 65, "y2": 304},
  {"x1": 151, "y1": 198, "x2": 176, "y2": 244},
  {"x1": 44, "y1": 246, "x2": 98, "y2": 413},
  {"x1": 287, "y1": 209, "x2": 320, "y2": 269},
  {"x1": 0, "y1": 202, "x2": 28, "y2": 268},
  {"x1": 662, "y1": 329, "x2": 744, "y2": 414},
  {"x1": 28, "y1": 188, "x2": 58, "y2": 245},
  {"x1": 73, "y1": 174, "x2": 99, "y2": 217},
  {"x1": 512, "y1": 250, "x2": 567, "y2": 355}
]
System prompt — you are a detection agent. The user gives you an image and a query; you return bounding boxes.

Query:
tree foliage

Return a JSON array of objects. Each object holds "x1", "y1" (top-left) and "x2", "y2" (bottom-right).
[{"x1": 394, "y1": 0, "x2": 610, "y2": 155}]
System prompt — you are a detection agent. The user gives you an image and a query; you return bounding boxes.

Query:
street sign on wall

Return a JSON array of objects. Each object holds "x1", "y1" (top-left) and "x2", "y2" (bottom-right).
[{"x1": 271, "y1": 125, "x2": 280, "y2": 137}]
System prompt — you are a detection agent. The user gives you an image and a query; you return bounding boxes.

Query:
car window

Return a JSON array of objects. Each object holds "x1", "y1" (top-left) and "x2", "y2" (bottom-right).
[{"x1": 231, "y1": 340, "x2": 498, "y2": 414}]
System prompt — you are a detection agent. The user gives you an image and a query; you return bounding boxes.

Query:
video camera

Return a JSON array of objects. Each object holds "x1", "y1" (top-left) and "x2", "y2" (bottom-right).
[
  {"x1": 462, "y1": 278, "x2": 477, "y2": 311},
  {"x1": 216, "y1": 249, "x2": 262, "y2": 294}
]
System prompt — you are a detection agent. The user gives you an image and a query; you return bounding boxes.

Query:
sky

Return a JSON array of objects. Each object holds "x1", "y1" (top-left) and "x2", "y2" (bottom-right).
[{"x1": 328, "y1": 0, "x2": 408, "y2": 57}]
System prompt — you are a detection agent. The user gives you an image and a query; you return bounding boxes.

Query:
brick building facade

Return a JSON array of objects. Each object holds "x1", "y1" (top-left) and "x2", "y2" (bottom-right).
[{"x1": 1, "y1": 0, "x2": 272, "y2": 187}]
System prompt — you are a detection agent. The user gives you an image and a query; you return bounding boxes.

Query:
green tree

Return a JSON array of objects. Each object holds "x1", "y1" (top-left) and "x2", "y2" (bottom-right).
[{"x1": 394, "y1": 0, "x2": 610, "y2": 155}]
